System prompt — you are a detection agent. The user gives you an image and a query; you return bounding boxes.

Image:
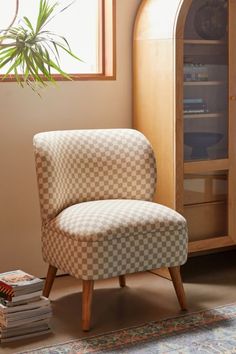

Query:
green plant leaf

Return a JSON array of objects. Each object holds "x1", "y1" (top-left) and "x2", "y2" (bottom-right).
[
  {"x1": 0, "y1": 0, "x2": 82, "y2": 90},
  {"x1": 23, "y1": 16, "x2": 35, "y2": 34},
  {"x1": 3, "y1": 55, "x2": 21, "y2": 80}
]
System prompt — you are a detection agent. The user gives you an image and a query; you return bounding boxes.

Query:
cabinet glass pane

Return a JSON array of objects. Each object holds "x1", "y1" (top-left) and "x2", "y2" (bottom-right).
[
  {"x1": 183, "y1": 171, "x2": 228, "y2": 241},
  {"x1": 183, "y1": 0, "x2": 228, "y2": 162}
]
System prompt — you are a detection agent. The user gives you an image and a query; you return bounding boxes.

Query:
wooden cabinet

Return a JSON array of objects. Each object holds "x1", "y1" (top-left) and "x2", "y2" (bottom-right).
[{"x1": 133, "y1": 0, "x2": 236, "y2": 254}]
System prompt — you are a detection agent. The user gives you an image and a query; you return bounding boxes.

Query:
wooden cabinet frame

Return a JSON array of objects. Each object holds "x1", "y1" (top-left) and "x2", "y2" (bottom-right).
[{"x1": 133, "y1": 0, "x2": 236, "y2": 254}]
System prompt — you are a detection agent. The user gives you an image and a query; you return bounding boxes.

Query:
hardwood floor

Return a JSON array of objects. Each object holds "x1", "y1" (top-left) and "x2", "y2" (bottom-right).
[{"x1": 1, "y1": 250, "x2": 236, "y2": 353}]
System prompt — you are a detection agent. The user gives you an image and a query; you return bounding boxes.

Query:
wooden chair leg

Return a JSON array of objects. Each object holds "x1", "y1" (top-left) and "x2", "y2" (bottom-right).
[
  {"x1": 82, "y1": 280, "x2": 94, "y2": 331},
  {"x1": 169, "y1": 266, "x2": 187, "y2": 311},
  {"x1": 119, "y1": 275, "x2": 126, "y2": 287},
  {"x1": 43, "y1": 264, "x2": 57, "y2": 298}
]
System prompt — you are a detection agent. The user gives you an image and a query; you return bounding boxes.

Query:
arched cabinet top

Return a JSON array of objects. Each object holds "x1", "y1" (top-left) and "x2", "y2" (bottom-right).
[{"x1": 134, "y1": 0, "x2": 192, "y2": 41}]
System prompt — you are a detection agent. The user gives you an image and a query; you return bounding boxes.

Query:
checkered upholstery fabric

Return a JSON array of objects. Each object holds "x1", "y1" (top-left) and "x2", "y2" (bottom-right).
[
  {"x1": 34, "y1": 129, "x2": 156, "y2": 224},
  {"x1": 34, "y1": 129, "x2": 188, "y2": 280},
  {"x1": 42, "y1": 199, "x2": 187, "y2": 280}
]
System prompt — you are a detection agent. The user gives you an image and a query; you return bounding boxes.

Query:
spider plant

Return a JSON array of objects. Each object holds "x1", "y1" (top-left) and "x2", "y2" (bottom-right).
[{"x1": 0, "y1": 0, "x2": 81, "y2": 91}]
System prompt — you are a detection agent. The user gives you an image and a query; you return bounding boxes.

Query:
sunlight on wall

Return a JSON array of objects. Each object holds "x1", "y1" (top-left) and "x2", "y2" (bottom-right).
[{"x1": 0, "y1": 0, "x2": 100, "y2": 74}]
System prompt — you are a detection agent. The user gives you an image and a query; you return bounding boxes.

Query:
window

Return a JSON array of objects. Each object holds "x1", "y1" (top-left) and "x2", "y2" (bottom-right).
[{"x1": 0, "y1": 0, "x2": 115, "y2": 80}]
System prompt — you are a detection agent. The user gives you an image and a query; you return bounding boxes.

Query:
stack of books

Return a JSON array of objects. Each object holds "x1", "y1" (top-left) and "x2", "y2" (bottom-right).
[
  {"x1": 184, "y1": 98, "x2": 209, "y2": 114},
  {"x1": 0, "y1": 270, "x2": 52, "y2": 342}
]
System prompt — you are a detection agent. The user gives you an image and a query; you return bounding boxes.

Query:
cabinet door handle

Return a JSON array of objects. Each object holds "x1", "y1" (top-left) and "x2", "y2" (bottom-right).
[{"x1": 230, "y1": 96, "x2": 236, "y2": 101}]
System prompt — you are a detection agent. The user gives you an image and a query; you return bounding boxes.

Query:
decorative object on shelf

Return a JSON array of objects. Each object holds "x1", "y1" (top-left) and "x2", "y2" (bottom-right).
[
  {"x1": 184, "y1": 64, "x2": 208, "y2": 82},
  {"x1": 194, "y1": 0, "x2": 227, "y2": 40},
  {"x1": 184, "y1": 132, "x2": 223, "y2": 159}
]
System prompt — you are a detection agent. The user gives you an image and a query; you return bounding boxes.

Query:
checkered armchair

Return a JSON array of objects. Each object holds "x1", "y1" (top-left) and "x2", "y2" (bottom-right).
[{"x1": 33, "y1": 129, "x2": 188, "y2": 330}]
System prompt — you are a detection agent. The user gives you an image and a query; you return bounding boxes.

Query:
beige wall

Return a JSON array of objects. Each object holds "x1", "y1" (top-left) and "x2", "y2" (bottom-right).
[{"x1": 0, "y1": 0, "x2": 141, "y2": 277}]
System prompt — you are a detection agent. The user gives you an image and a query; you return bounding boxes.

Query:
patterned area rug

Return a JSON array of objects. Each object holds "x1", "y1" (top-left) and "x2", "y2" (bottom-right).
[{"x1": 19, "y1": 303, "x2": 236, "y2": 354}]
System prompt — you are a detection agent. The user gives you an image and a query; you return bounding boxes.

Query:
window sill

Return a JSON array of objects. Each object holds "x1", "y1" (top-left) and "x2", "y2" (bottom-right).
[{"x1": 0, "y1": 72, "x2": 116, "y2": 83}]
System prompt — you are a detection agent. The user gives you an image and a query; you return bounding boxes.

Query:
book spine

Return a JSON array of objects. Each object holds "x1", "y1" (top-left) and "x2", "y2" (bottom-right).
[{"x1": 0, "y1": 282, "x2": 14, "y2": 301}]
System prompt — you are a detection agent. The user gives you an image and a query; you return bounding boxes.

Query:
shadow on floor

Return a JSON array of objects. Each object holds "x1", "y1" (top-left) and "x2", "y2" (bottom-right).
[{"x1": 182, "y1": 249, "x2": 236, "y2": 286}]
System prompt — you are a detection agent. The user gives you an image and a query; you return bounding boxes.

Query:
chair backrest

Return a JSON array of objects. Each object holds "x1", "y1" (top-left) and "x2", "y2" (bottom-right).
[{"x1": 33, "y1": 129, "x2": 157, "y2": 224}]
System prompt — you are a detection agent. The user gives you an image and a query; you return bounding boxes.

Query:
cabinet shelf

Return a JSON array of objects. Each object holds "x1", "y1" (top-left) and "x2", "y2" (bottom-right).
[
  {"x1": 184, "y1": 81, "x2": 226, "y2": 86},
  {"x1": 184, "y1": 40, "x2": 226, "y2": 45},
  {"x1": 184, "y1": 112, "x2": 225, "y2": 119},
  {"x1": 184, "y1": 159, "x2": 229, "y2": 174},
  {"x1": 184, "y1": 200, "x2": 226, "y2": 208},
  {"x1": 188, "y1": 236, "x2": 234, "y2": 254}
]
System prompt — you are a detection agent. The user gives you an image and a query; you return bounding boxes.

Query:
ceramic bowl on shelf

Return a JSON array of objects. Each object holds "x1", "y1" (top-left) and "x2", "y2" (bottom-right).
[
  {"x1": 194, "y1": 0, "x2": 227, "y2": 40},
  {"x1": 184, "y1": 132, "x2": 223, "y2": 159}
]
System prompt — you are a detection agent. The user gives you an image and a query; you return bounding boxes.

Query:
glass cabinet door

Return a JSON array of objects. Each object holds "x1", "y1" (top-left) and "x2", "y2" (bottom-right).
[
  {"x1": 183, "y1": 0, "x2": 228, "y2": 162},
  {"x1": 183, "y1": 171, "x2": 228, "y2": 241},
  {"x1": 182, "y1": 0, "x2": 229, "y2": 242}
]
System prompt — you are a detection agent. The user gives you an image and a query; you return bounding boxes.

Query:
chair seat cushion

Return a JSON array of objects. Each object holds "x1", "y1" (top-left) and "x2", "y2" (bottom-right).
[
  {"x1": 42, "y1": 200, "x2": 188, "y2": 280},
  {"x1": 49, "y1": 199, "x2": 186, "y2": 242}
]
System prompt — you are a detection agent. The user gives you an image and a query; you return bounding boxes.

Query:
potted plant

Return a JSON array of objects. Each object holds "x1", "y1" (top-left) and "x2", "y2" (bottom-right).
[{"x1": 0, "y1": 0, "x2": 81, "y2": 92}]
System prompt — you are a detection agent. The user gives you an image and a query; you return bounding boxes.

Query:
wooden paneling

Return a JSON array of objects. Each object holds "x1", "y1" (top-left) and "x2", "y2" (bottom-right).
[
  {"x1": 188, "y1": 236, "x2": 235, "y2": 254},
  {"x1": 183, "y1": 201, "x2": 227, "y2": 241},
  {"x1": 184, "y1": 159, "x2": 229, "y2": 174},
  {"x1": 133, "y1": 38, "x2": 176, "y2": 208},
  {"x1": 134, "y1": 0, "x2": 183, "y2": 41}
]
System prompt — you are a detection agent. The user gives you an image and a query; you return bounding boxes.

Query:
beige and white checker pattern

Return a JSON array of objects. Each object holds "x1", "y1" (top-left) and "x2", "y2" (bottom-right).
[
  {"x1": 34, "y1": 129, "x2": 157, "y2": 224},
  {"x1": 41, "y1": 199, "x2": 188, "y2": 279},
  {"x1": 34, "y1": 129, "x2": 188, "y2": 280}
]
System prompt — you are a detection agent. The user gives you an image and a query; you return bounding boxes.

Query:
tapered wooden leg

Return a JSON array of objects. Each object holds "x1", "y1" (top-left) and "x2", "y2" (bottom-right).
[
  {"x1": 119, "y1": 275, "x2": 126, "y2": 288},
  {"x1": 43, "y1": 265, "x2": 57, "y2": 298},
  {"x1": 82, "y1": 280, "x2": 94, "y2": 331},
  {"x1": 169, "y1": 266, "x2": 187, "y2": 311}
]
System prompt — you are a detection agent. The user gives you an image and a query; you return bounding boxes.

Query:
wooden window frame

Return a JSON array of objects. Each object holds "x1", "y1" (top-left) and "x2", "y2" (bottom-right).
[{"x1": 1, "y1": 0, "x2": 116, "y2": 82}]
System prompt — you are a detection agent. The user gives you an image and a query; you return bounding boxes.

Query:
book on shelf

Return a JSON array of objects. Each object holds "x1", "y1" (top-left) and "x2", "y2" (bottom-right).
[
  {"x1": 184, "y1": 98, "x2": 204, "y2": 104},
  {"x1": 183, "y1": 98, "x2": 208, "y2": 114},
  {"x1": 184, "y1": 109, "x2": 208, "y2": 113},
  {"x1": 0, "y1": 270, "x2": 52, "y2": 343}
]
